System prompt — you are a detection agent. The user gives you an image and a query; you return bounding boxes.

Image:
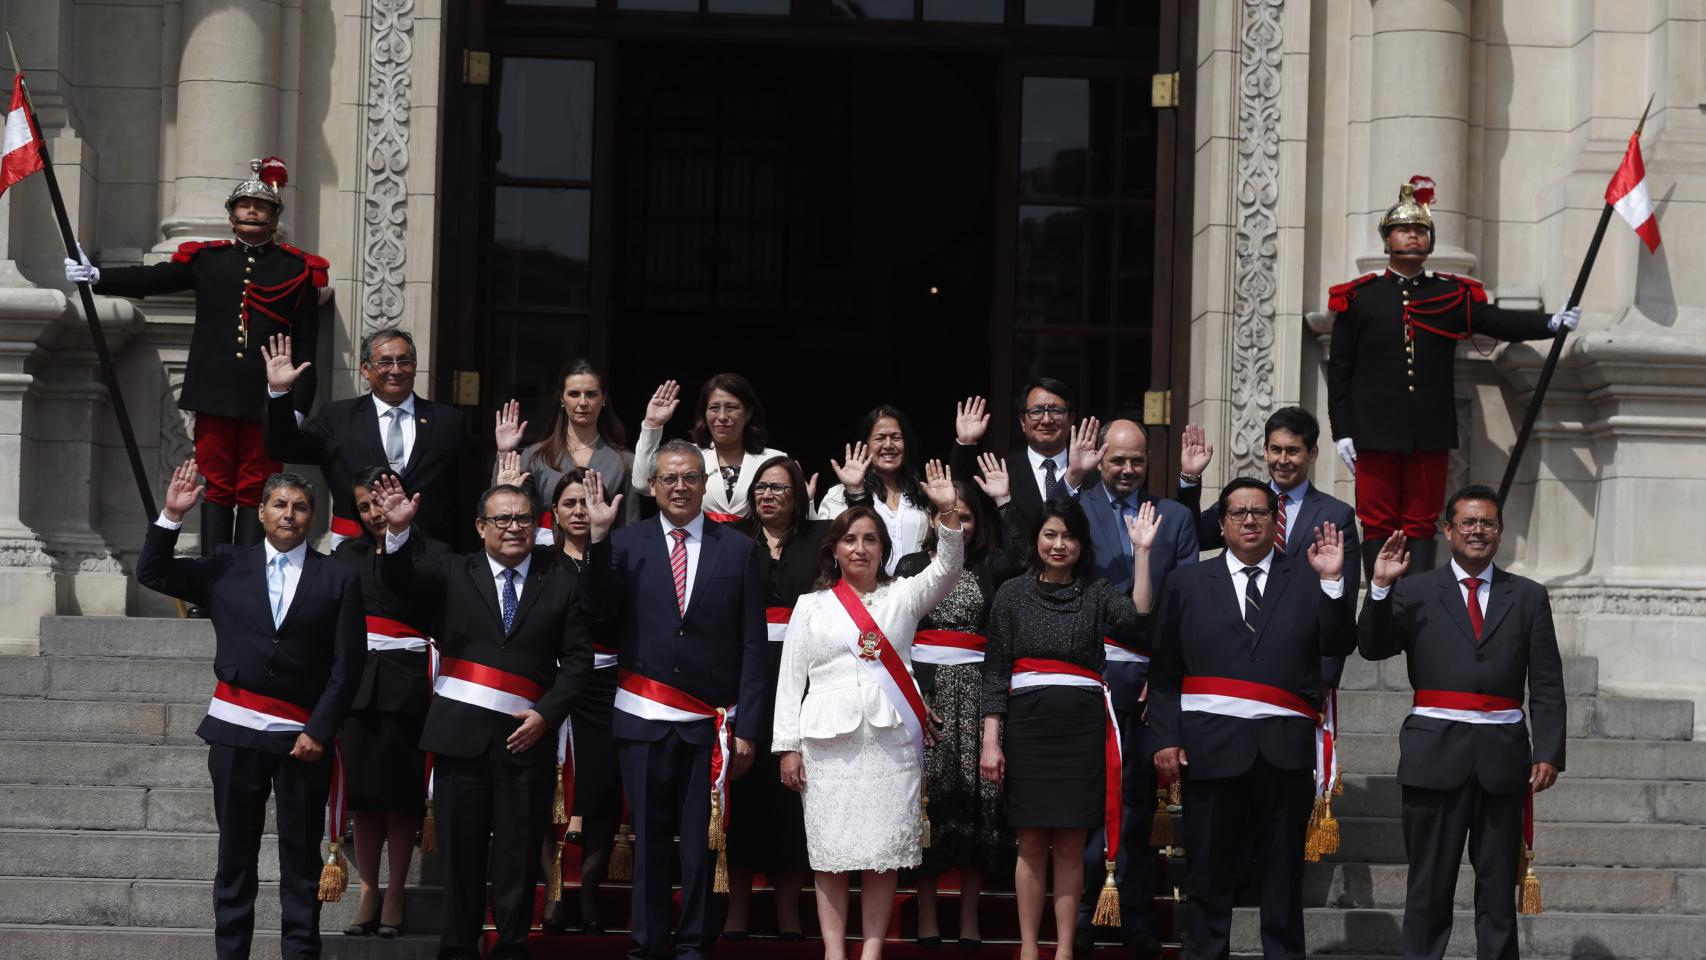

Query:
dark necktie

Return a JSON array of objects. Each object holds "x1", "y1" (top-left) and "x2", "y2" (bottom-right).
[
  {"x1": 1274, "y1": 492, "x2": 1289, "y2": 553},
  {"x1": 1042, "y1": 458, "x2": 1060, "y2": 499},
  {"x1": 501, "y1": 568, "x2": 518, "y2": 633},
  {"x1": 1242, "y1": 565, "x2": 1263, "y2": 631},
  {"x1": 1462, "y1": 577, "x2": 1484, "y2": 641},
  {"x1": 1115, "y1": 498, "x2": 1134, "y2": 560}
]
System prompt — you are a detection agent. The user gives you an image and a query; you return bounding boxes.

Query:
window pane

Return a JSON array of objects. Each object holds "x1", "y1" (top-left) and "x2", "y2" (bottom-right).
[
  {"x1": 485, "y1": 312, "x2": 592, "y2": 442},
  {"x1": 504, "y1": 0, "x2": 595, "y2": 6},
  {"x1": 710, "y1": 0, "x2": 790, "y2": 10},
  {"x1": 923, "y1": 0, "x2": 1002, "y2": 23},
  {"x1": 619, "y1": 0, "x2": 699, "y2": 10},
  {"x1": 491, "y1": 187, "x2": 591, "y2": 307},
  {"x1": 1011, "y1": 330, "x2": 1085, "y2": 398},
  {"x1": 1111, "y1": 337, "x2": 1153, "y2": 418},
  {"x1": 1026, "y1": 0, "x2": 1126, "y2": 26},
  {"x1": 1020, "y1": 78, "x2": 1088, "y2": 198},
  {"x1": 1121, "y1": 78, "x2": 1159, "y2": 202},
  {"x1": 496, "y1": 59, "x2": 594, "y2": 181},
  {"x1": 831, "y1": 0, "x2": 912, "y2": 17},
  {"x1": 1118, "y1": 210, "x2": 1155, "y2": 327},
  {"x1": 1016, "y1": 205, "x2": 1084, "y2": 326}
]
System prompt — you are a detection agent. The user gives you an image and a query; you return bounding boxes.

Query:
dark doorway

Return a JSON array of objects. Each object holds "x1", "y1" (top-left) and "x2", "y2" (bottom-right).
[{"x1": 609, "y1": 43, "x2": 997, "y2": 476}]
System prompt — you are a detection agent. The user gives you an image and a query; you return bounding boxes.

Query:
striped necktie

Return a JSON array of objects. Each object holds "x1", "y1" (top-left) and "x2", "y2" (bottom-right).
[{"x1": 1274, "y1": 492, "x2": 1289, "y2": 553}]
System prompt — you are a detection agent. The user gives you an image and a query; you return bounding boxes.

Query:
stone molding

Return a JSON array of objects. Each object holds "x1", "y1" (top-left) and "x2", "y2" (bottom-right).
[
  {"x1": 360, "y1": 0, "x2": 415, "y2": 339},
  {"x1": 1228, "y1": 0, "x2": 1284, "y2": 478},
  {"x1": 1549, "y1": 586, "x2": 1706, "y2": 618}
]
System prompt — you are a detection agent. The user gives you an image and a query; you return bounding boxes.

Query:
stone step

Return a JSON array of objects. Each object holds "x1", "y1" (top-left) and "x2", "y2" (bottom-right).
[
  {"x1": 0, "y1": 656, "x2": 214, "y2": 703},
  {"x1": 0, "y1": 876, "x2": 444, "y2": 933},
  {"x1": 0, "y1": 697, "x2": 204, "y2": 744},
  {"x1": 1337, "y1": 734, "x2": 1706, "y2": 780},
  {"x1": 0, "y1": 925, "x2": 441, "y2": 960},
  {"x1": 1324, "y1": 818, "x2": 1706, "y2": 869},
  {"x1": 0, "y1": 785, "x2": 264, "y2": 833},
  {"x1": 1335, "y1": 690, "x2": 1696, "y2": 741},
  {"x1": 1230, "y1": 906, "x2": 1706, "y2": 959},
  {"x1": 0, "y1": 741, "x2": 208, "y2": 788},
  {"x1": 1301, "y1": 863, "x2": 1706, "y2": 914},
  {"x1": 37, "y1": 616, "x2": 214, "y2": 660},
  {"x1": 1332, "y1": 774, "x2": 1706, "y2": 825},
  {"x1": 0, "y1": 829, "x2": 278, "y2": 882},
  {"x1": 1338, "y1": 656, "x2": 1599, "y2": 697}
]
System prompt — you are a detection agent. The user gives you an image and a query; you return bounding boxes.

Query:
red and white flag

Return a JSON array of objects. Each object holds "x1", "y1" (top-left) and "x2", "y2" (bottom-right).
[
  {"x1": 0, "y1": 74, "x2": 44, "y2": 198},
  {"x1": 1605, "y1": 132, "x2": 1661, "y2": 253}
]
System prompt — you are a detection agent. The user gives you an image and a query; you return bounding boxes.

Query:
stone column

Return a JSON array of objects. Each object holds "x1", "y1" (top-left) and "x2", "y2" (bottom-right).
[
  {"x1": 0, "y1": 285, "x2": 67, "y2": 655},
  {"x1": 1360, "y1": 0, "x2": 1476, "y2": 275}
]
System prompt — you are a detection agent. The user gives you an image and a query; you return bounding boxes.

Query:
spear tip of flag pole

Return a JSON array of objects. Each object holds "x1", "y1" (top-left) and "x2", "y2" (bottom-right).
[{"x1": 1635, "y1": 93, "x2": 1656, "y2": 137}]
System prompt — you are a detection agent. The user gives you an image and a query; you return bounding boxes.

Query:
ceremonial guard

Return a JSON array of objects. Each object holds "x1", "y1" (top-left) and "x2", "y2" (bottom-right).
[
  {"x1": 1326, "y1": 177, "x2": 1577, "y2": 576},
  {"x1": 67, "y1": 158, "x2": 326, "y2": 553}
]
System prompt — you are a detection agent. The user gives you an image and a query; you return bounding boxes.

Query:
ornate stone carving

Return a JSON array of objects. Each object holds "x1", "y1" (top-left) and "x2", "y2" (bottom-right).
[
  {"x1": 1448, "y1": 392, "x2": 1472, "y2": 498},
  {"x1": 361, "y1": 0, "x2": 414, "y2": 338},
  {"x1": 0, "y1": 538, "x2": 55, "y2": 568},
  {"x1": 159, "y1": 361, "x2": 195, "y2": 479},
  {"x1": 1228, "y1": 0, "x2": 1284, "y2": 478},
  {"x1": 1549, "y1": 586, "x2": 1706, "y2": 618}
]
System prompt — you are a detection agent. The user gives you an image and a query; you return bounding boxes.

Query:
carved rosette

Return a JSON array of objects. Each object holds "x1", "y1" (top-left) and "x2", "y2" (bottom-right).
[
  {"x1": 1229, "y1": 0, "x2": 1284, "y2": 478},
  {"x1": 361, "y1": 0, "x2": 414, "y2": 338}
]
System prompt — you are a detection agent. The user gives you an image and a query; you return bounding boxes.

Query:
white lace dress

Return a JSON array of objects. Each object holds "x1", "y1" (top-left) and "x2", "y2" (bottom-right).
[{"x1": 771, "y1": 525, "x2": 964, "y2": 873}]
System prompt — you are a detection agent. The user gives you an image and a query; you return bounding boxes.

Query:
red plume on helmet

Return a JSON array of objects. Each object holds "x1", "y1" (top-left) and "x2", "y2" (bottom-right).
[
  {"x1": 257, "y1": 157, "x2": 289, "y2": 189},
  {"x1": 1408, "y1": 175, "x2": 1436, "y2": 207}
]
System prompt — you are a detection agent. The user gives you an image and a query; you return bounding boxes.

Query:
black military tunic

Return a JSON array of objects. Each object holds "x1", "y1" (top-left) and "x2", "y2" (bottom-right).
[
  {"x1": 96, "y1": 239, "x2": 326, "y2": 419},
  {"x1": 1326, "y1": 270, "x2": 1551, "y2": 454}
]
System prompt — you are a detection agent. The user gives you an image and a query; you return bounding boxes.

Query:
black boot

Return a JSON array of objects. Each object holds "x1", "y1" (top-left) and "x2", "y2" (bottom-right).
[
  {"x1": 233, "y1": 507, "x2": 264, "y2": 549},
  {"x1": 199, "y1": 503, "x2": 234, "y2": 557},
  {"x1": 1404, "y1": 537, "x2": 1437, "y2": 577}
]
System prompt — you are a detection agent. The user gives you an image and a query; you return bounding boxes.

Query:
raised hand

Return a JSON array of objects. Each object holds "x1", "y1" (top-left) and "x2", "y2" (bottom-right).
[
  {"x1": 971, "y1": 451, "x2": 1011, "y2": 506},
  {"x1": 583, "y1": 467, "x2": 624, "y2": 541},
  {"x1": 494, "y1": 399, "x2": 528, "y2": 453},
  {"x1": 260, "y1": 334, "x2": 311, "y2": 393},
  {"x1": 1126, "y1": 499, "x2": 1162, "y2": 552},
  {"x1": 373, "y1": 473, "x2": 420, "y2": 533},
  {"x1": 495, "y1": 449, "x2": 530, "y2": 489},
  {"x1": 922, "y1": 459, "x2": 957, "y2": 515},
  {"x1": 162, "y1": 458, "x2": 204, "y2": 523},
  {"x1": 1065, "y1": 415, "x2": 1107, "y2": 488},
  {"x1": 830, "y1": 441, "x2": 871, "y2": 491},
  {"x1": 1370, "y1": 530, "x2": 1410, "y2": 588},
  {"x1": 1306, "y1": 521, "x2": 1345, "y2": 581},
  {"x1": 805, "y1": 471, "x2": 820, "y2": 504},
  {"x1": 1180, "y1": 423, "x2": 1214, "y2": 478},
  {"x1": 642, "y1": 380, "x2": 681, "y2": 430},
  {"x1": 954, "y1": 395, "x2": 990, "y2": 446}
]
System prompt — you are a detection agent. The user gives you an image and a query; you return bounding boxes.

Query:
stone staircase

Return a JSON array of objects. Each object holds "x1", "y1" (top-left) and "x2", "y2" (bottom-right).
[{"x1": 0, "y1": 615, "x2": 1700, "y2": 959}]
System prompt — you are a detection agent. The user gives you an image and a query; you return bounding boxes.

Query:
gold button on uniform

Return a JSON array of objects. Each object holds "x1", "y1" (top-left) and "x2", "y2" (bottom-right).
[
  {"x1": 236, "y1": 352, "x2": 244, "y2": 359},
  {"x1": 1407, "y1": 385, "x2": 1415, "y2": 392}
]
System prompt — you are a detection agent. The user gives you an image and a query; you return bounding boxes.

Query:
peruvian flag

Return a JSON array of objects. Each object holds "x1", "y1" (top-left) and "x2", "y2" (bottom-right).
[
  {"x1": 0, "y1": 74, "x2": 44, "y2": 198},
  {"x1": 1605, "y1": 132, "x2": 1661, "y2": 253}
]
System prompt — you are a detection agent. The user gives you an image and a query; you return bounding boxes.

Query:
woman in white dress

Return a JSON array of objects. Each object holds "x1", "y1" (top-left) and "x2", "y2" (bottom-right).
[
  {"x1": 773, "y1": 459, "x2": 964, "y2": 960},
  {"x1": 628, "y1": 375, "x2": 788, "y2": 520},
  {"x1": 816, "y1": 405, "x2": 931, "y2": 573}
]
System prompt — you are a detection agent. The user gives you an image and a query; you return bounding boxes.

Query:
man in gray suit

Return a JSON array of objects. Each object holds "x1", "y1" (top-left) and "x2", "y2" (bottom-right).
[{"x1": 1358, "y1": 484, "x2": 1566, "y2": 960}]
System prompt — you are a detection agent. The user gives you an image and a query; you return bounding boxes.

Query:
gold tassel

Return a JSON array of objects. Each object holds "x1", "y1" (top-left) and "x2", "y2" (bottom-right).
[
  {"x1": 609, "y1": 824, "x2": 634, "y2": 882},
  {"x1": 1090, "y1": 861, "x2": 1120, "y2": 927},
  {"x1": 1332, "y1": 769, "x2": 1345, "y2": 798},
  {"x1": 420, "y1": 801, "x2": 437, "y2": 855},
  {"x1": 552, "y1": 763, "x2": 568, "y2": 826},
  {"x1": 1167, "y1": 779, "x2": 1182, "y2": 808},
  {"x1": 566, "y1": 814, "x2": 584, "y2": 844},
  {"x1": 708, "y1": 788, "x2": 724, "y2": 852},
  {"x1": 1149, "y1": 787, "x2": 1173, "y2": 848},
  {"x1": 713, "y1": 844, "x2": 730, "y2": 894},
  {"x1": 1316, "y1": 796, "x2": 1340, "y2": 856},
  {"x1": 317, "y1": 840, "x2": 347, "y2": 902},
  {"x1": 920, "y1": 779, "x2": 932, "y2": 849},
  {"x1": 1519, "y1": 848, "x2": 1543, "y2": 915},
  {"x1": 548, "y1": 838, "x2": 564, "y2": 901},
  {"x1": 1303, "y1": 796, "x2": 1325, "y2": 862}
]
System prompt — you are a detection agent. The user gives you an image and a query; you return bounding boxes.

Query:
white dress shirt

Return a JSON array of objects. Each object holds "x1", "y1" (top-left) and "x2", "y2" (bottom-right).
[
  {"x1": 264, "y1": 539, "x2": 309, "y2": 623},
  {"x1": 486, "y1": 551, "x2": 532, "y2": 606},
  {"x1": 1275, "y1": 479, "x2": 1308, "y2": 535},
  {"x1": 1224, "y1": 547, "x2": 1344, "y2": 614},
  {"x1": 1368, "y1": 557, "x2": 1492, "y2": 605},
  {"x1": 661, "y1": 512, "x2": 706, "y2": 604},
  {"x1": 1026, "y1": 445, "x2": 1077, "y2": 500},
  {"x1": 375, "y1": 394, "x2": 418, "y2": 469}
]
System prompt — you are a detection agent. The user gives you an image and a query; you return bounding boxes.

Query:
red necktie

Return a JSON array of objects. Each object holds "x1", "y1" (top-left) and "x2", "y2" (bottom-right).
[
  {"x1": 1462, "y1": 577, "x2": 1483, "y2": 640},
  {"x1": 1274, "y1": 492, "x2": 1289, "y2": 553},
  {"x1": 670, "y1": 528, "x2": 689, "y2": 614}
]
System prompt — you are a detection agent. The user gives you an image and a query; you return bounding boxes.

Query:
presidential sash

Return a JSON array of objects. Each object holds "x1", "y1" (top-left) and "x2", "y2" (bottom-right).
[
  {"x1": 433, "y1": 657, "x2": 543, "y2": 716},
  {"x1": 829, "y1": 581, "x2": 930, "y2": 768},
  {"x1": 911, "y1": 629, "x2": 986, "y2": 665},
  {"x1": 766, "y1": 606, "x2": 792, "y2": 644}
]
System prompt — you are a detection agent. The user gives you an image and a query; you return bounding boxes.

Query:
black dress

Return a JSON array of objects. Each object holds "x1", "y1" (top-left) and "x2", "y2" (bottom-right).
[
  {"x1": 983, "y1": 576, "x2": 1139, "y2": 829},
  {"x1": 724, "y1": 520, "x2": 826, "y2": 874},
  {"x1": 332, "y1": 533, "x2": 446, "y2": 813},
  {"x1": 555, "y1": 553, "x2": 624, "y2": 830}
]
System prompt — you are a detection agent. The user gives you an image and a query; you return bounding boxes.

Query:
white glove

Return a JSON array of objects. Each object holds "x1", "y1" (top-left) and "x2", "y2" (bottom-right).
[
  {"x1": 1335, "y1": 437, "x2": 1357, "y2": 475},
  {"x1": 63, "y1": 244, "x2": 99, "y2": 285},
  {"x1": 1548, "y1": 305, "x2": 1581, "y2": 333}
]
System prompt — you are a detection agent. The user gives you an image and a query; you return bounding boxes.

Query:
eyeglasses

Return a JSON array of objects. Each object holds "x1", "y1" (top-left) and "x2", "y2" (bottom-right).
[
  {"x1": 751, "y1": 482, "x2": 791, "y2": 495},
  {"x1": 366, "y1": 358, "x2": 417, "y2": 371},
  {"x1": 1023, "y1": 406, "x2": 1069, "y2": 421},
  {"x1": 653, "y1": 472, "x2": 707, "y2": 487},
  {"x1": 1225, "y1": 508, "x2": 1274, "y2": 522},
  {"x1": 1450, "y1": 518, "x2": 1501, "y2": 533},
  {"x1": 481, "y1": 513, "x2": 536, "y2": 529}
]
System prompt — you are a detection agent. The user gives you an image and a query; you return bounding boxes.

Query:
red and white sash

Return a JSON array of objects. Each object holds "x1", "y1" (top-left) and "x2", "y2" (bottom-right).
[
  {"x1": 207, "y1": 681, "x2": 311, "y2": 733},
  {"x1": 434, "y1": 658, "x2": 543, "y2": 716},
  {"x1": 326, "y1": 740, "x2": 347, "y2": 846},
  {"x1": 534, "y1": 510, "x2": 555, "y2": 547},
  {"x1": 557, "y1": 717, "x2": 576, "y2": 812},
  {"x1": 614, "y1": 669, "x2": 737, "y2": 827},
  {"x1": 592, "y1": 641, "x2": 618, "y2": 671},
  {"x1": 706, "y1": 511, "x2": 741, "y2": 525},
  {"x1": 830, "y1": 581, "x2": 930, "y2": 767},
  {"x1": 365, "y1": 615, "x2": 430, "y2": 653},
  {"x1": 1315, "y1": 687, "x2": 1339, "y2": 799},
  {"x1": 329, "y1": 516, "x2": 363, "y2": 550},
  {"x1": 1102, "y1": 633, "x2": 1150, "y2": 665},
  {"x1": 912, "y1": 629, "x2": 986, "y2": 666},
  {"x1": 767, "y1": 606, "x2": 792, "y2": 644},
  {"x1": 1412, "y1": 689, "x2": 1524, "y2": 725},
  {"x1": 1181, "y1": 676, "x2": 1318, "y2": 722},
  {"x1": 1009, "y1": 658, "x2": 1123, "y2": 862}
]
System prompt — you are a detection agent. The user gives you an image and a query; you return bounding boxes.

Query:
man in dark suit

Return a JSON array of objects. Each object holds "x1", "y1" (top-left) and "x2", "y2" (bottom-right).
[
  {"x1": 261, "y1": 330, "x2": 467, "y2": 547},
  {"x1": 136, "y1": 460, "x2": 365, "y2": 960},
  {"x1": 1147, "y1": 478, "x2": 1356, "y2": 960},
  {"x1": 1174, "y1": 406, "x2": 1362, "y2": 684},
  {"x1": 373, "y1": 478, "x2": 592, "y2": 959},
  {"x1": 583, "y1": 439, "x2": 768, "y2": 960},
  {"x1": 1358, "y1": 484, "x2": 1566, "y2": 960},
  {"x1": 1072, "y1": 418, "x2": 1197, "y2": 957},
  {"x1": 949, "y1": 381, "x2": 1103, "y2": 533}
]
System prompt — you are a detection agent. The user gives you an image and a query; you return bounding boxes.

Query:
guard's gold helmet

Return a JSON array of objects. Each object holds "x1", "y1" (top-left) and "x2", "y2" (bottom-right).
[
  {"x1": 225, "y1": 157, "x2": 287, "y2": 221},
  {"x1": 1379, "y1": 176, "x2": 1435, "y2": 253}
]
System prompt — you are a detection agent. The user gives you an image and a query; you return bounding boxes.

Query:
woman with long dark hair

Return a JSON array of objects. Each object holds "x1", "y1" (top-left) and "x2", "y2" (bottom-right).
[
  {"x1": 979, "y1": 497, "x2": 1161, "y2": 960},
  {"x1": 493, "y1": 358, "x2": 636, "y2": 531},
  {"x1": 629, "y1": 373, "x2": 787, "y2": 520},
  {"x1": 818, "y1": 404, "x2": 931, "y2": 573}
]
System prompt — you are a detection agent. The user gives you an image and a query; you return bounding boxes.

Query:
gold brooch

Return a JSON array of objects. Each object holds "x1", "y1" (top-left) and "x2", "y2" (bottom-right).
[{"x1": 857, "y1": 631, "x2": 882, "y2": 661}]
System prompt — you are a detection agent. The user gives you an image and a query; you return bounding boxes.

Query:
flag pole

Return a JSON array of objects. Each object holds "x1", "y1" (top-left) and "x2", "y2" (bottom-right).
[
  {"x1": 8, "y1": 35, "x2": 158, "y2": 522},
  {"x1": 1496, "y1": 95, "x2": 1655, "y2": 504}
]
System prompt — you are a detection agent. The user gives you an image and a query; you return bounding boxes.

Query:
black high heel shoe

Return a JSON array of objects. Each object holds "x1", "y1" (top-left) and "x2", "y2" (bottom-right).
[
  {"x1": 376, "y1": 920, "x2": 403, "y2": 940},
  {"x1": 541, "y1": 899, "x2": 567, "y2": 935},
  {"x1": 343, "y1": 917, "x2": 380, "y2": 937}
]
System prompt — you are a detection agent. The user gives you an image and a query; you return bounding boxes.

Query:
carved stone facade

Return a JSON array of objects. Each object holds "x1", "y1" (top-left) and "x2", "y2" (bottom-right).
[{"x1": 361, "y1": 0, "x2": 415, "y2": 340}]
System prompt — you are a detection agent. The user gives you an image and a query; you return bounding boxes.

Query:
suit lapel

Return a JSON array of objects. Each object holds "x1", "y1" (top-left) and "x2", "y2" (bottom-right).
[
  {"x1": 1436, "y1": 573, "x2": 1478, "y2": 647},
  {"x1": 1249, "y1": 554, "x2": 1293, "y2": 647},
  {"x1": 248, "y1": 546, "x2": 276, "y2": 631},
  {"x1": 1205, "y1": 555, "x2": 1248, "y2": 639},
  {"x1": 1288, "y1": 489, "x2": 1321, "y2": 556},
  {"x1": 1008, "y1": 451, "x2": 1041, "y2": 512},
  {"x1": 358, "y1": 394, "x2": 390, "y2": 470},
  {"x1": 467, "y1": 553, "x2": 505, "y2": 631},
  {"x1": 403, "y1": 395, "x2": 434, "y2": 475},
  {"x1": 277, "y1": 549, "x2": 324, "y2": 632},
  {"x1": 505, "y1": 548, "x2": 551, "y2": 635},
  {"x1": 1477, "y1": 568, "x2": 1516, "y2": 641},
  {"x1": 682, "y1": 524, "x2": 719, "y2": 621}
]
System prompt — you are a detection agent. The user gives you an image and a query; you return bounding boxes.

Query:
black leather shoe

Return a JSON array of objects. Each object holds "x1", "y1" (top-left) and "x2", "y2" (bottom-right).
[
  {"x1": 377, "y1": 921, "x2": 403, "y2": 940},
  {"x1": 343, "y1": 917, "x2": 379, "y2": 937},
  {"x1": 540, "y1": 899, "x2": 567, "y2": 934}
]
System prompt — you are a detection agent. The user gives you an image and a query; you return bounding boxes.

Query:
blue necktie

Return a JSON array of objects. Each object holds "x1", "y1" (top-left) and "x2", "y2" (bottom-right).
[
  {"x1": 501, "y1": 568, "x2": 518, "y2": 633},
  {"x1": 269, "y1": 554, "x2": 289, "y2": 628},
  {"x1": 1115, "y1": 498, "x2": 1135, "y2": 559}
]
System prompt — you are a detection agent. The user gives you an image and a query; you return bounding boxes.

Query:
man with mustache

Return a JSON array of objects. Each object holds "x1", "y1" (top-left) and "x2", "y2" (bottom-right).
[
  {"x1": 68, "y1": 158, "x2": 327, "y2": 557},
  {"x1": 1358, "y1": 485, "x2": 1565, "y2": 960}
]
